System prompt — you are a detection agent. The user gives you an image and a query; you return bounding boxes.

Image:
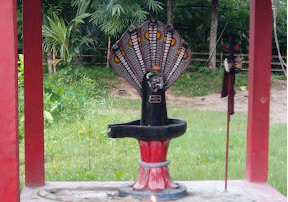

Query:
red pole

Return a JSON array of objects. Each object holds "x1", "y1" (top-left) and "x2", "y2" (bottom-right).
[
  {"x1": 246, "y1": 0, "x2": 272, "y2": 182},
  {"x1": 0, "y1": 0, "x2": 20, "y2": 201},
  {"x1": 224, "y1": 73, "x2": 231, "y2": 191},
  {"x1": 23, "y1": 0, "x2": 45, "y2": 187}
]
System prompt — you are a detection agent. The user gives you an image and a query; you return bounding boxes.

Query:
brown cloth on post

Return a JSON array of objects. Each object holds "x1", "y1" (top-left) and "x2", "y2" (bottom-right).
[{"x1": 221, "y1": 68, "x2": 235, "y2": 115}]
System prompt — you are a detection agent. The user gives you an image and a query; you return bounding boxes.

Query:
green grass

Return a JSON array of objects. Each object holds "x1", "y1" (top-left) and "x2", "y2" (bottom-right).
[
  {"x1": 18, "y1": 66, "x2": 286, "y2": 196},
  {"x1": 268, "y1": 124, "x2": 287, "y2": 195},
  {"x1": 19, "y1": 98, "x2": 287, "y2": 195}
]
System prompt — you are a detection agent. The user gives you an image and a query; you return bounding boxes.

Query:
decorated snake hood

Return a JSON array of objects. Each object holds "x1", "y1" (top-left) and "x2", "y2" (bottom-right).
[{"x1": 109, "y1": 19, "x2": 192, "y2": 130}]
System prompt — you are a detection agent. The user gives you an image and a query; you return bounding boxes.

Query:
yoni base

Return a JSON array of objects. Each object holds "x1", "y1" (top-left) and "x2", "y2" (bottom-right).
[
  {"x1": 133, "y1": 140, "x2": 178, "y2": 190},
  {"x1": 120, "y1": 140, "x2": 187, "y2": 201},
  {"x1": 119, "y1": 183, "x2": 187, "y2": 201}
]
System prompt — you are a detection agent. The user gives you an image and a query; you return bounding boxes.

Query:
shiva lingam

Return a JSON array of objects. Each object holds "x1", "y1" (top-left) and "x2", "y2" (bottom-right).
[{"x1": 108, "y1": 19, "x2": 192, "y2": 201}]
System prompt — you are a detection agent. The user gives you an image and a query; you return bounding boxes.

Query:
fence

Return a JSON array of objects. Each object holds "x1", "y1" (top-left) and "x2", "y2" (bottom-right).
[
  {"x1": 46, "y1": 48, "x2": 287, "y2": 72},
  {"x1": 189, "y1": 52, "x2": 286, "y2": 72}
]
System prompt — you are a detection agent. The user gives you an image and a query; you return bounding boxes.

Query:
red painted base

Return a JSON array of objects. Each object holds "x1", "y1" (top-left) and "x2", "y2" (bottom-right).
[{"x1": 133, "y1": 140, "x2": 178, "y2": 191}]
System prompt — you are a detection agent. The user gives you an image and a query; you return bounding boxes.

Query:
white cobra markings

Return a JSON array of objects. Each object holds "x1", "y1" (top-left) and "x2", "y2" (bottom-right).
[
  {"x1": 115, "y1": 49, "x2": 141, "y2": 88},
  {"x1": 131, "y1": 32, "x2": 146, "y2": 75},
  {"x1": 161, "y1": 31, "x2": 173, "y2": 73},
  {"x1": 149, "y1": 24, "x2": 157, "y2": 68},
  {"x1": 166, "y1": 47, "x2": 186, "y2": 82}
]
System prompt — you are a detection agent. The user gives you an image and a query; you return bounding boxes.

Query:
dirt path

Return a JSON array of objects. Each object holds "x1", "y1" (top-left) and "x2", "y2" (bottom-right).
[{"x1": 110, "y1": 78, "x2": 287, "y2": 124}]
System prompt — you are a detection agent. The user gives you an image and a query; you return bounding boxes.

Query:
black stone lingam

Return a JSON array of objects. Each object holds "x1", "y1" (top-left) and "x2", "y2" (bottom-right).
[{"x1": 108, "y1": 69, "x2": 186, "y2": 141}]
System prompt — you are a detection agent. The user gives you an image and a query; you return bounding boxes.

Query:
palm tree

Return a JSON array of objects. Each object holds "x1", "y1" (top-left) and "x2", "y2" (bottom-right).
[{"x1": 90, "y1": 0, "x2": 163, "y2": 36}]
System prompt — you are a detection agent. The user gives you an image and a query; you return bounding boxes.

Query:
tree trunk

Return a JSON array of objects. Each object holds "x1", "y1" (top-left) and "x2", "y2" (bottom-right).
[
  {"x1": 167, "y1": 0, "x2": 175, "y2": 25},
  {"x1": 52, "y1": 45, "x2": 56, "y2": 73},
  {"x1": 47, "y1": 54, "x2": 53, "y2": 74},
  {"x1": 208, "y1": 0, "x2": 219, "y2": 70},
  {"x1": 106, "y1": 36, "x2": 111, "y2": 68}
]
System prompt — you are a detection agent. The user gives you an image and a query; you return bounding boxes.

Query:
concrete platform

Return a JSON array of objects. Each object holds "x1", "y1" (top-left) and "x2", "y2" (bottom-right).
[{"x1": 21, "y1": 180, "x2": 286, "y2": 202}]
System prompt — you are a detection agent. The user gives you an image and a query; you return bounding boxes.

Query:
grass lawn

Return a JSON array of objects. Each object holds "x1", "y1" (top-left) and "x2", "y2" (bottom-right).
[
  {"x1": 19, "y1": 98, "x2": 287, "y2": 195},
  {"x1": 19, "y1": 66, "x2": 287, "y2": 196}
]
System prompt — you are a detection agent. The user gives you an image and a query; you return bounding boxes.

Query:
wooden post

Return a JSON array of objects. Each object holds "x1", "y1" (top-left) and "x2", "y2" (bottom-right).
[
  {"x1": 220, "y1": 52, "x2": 223, "y2": 69},
  {"x1": 0, "y1": 0, "x2": 20, "y2": 201},
  {"x1": 53, "y1": 45, "x2": 56, "y2": 73},
  {"x1": 208, "y1": 0, "x2": 219, "y2": 70},
  {"x1": 106, "y1": 36, "x2": 111, "y2": 68},
  {"x1": 246, "y1": 0, "x2": 272, "y2": 182},
  {"x1": 47, "y1": 54, "x2": 54, "y2": 74},
  {"x1": 23, "y1": 0, "x2": 45, "y2": 187}
]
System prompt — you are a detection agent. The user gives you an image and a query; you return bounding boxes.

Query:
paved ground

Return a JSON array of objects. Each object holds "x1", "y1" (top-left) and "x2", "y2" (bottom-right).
[
  {"x1": 21, "y1": 181, "x2": 286, "y2": 202},
  {"x1": 110, "y1": 78, "x2": 287, "y2": 124}
]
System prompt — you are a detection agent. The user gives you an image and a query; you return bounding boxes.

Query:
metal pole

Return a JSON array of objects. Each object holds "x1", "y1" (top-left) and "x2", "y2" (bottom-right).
[
  {"x1": 220, "y1": 52, "x2": 223, "y2": 69},
  {"x1": 224, "y1": 73, "x2": 231, "y2": 191}
]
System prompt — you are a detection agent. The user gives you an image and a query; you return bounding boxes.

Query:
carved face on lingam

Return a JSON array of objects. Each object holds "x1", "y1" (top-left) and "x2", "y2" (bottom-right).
[
  {"x1": 146, "y1": 69, "x2": 164, "y2": 92},
  {"x1": 108, "y1": 19, "x2": 192, "y2": 201}
]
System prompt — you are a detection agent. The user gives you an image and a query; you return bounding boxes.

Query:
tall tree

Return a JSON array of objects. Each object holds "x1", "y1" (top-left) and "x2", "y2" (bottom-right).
[
  {"x1": 208, "y1": 0, "x2": 218, "y2": 70},
  {"x1": 167, "y1": 0, "x2": 175, "y2": 25}
]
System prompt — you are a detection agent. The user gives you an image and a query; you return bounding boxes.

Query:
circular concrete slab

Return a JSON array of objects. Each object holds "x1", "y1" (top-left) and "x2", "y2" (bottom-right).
[
  {"x1": 118, "y1": 183, "x2": 187, "y2": 201},
  {"x1": 37, "y1": 187, "x2": 139, "y2": 202},
  {"x1": 38, "y1": 188, "x2": 116, "y2": 201}
]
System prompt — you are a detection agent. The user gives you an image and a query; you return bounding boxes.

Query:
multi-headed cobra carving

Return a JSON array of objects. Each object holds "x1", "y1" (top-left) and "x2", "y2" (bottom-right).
[{"x1": 109, "y1": 19, "x2": 192, "y2": 95}]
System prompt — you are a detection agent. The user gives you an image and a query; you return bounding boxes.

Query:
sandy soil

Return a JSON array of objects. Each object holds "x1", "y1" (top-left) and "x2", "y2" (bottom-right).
[{"x1": 110, "y1": 78, "x2": 287, "y2": 124}]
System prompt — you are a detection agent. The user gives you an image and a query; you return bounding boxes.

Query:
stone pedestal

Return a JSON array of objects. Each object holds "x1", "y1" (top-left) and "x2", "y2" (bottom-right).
[{"x1": 133, "y1": 140, "x2": 178, "y2": 190}]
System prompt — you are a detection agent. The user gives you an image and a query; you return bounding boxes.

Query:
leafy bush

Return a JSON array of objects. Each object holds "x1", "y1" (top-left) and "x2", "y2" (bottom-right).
[
  {"x1": 43, "y1": 66, "x2": 117, "y2": 122},
  {"x1": 18, "y1": 54, "x2": 24, "y2": 140},
  {"x1": 42, "y1": 1, "x2": 94, "y2": 67},
  {"x1": 18, "y1": 55, "x2": 63, "y2": 140},
  {"x1": 18, "y1": 59, "x2": 111, "y2": 140}
]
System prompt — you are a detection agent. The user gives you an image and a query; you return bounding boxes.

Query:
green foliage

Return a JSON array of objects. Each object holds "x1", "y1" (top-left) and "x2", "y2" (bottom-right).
[
  {"x1": 43, "y1": 66, "x2": 117, "y2": 122},
  {"x1": 18, "y1": 0, "x2": 287, "y2": 60},
  {"x1": 171, "y1": 68, "x2": 248, "y2": 97},
  {"x1": 43, "y1": 82, "x2": 63, "y2": 124},
  {"x1": 268, "y1": 123, "x2": 287, "y2": 195},
  {"x1": 17, "y1": 9, "x2": 23, "y2": 50},
  {"x1": 18, "y1": 54, "x2": 24, "y2": 139},
  {"x1": 172, "y1": 0, "x2": 250, "y2": 52},
  {"x1": 146, "y1": 0, "x2": 164, "y2": 13},
  {"x1": 218, "y1": 0, "x2": 250, "y2": 53},
  {"x1": 42, "y1": 1, "x2": 94, "y2": 67},
  {"x1": 90, "y1": 0, "x2": 163, "y2": 37},
  {"x1": 272, "y1": 0, "x2": 287, "y2": 55},
  {"x1": 18, "y1": 55, "x2": 72, "y2": 140},
  {"x1": 171, "y1": 68, "x2": 285, "y2": 97},
  {"x1": 173, "y1": 0, "x2": 211, "y2": 51}
]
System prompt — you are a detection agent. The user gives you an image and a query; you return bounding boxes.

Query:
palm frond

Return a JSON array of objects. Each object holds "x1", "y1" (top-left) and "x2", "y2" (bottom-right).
[{"x1": 146, "y1": 0, "x2": 163, "y2": 13}]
